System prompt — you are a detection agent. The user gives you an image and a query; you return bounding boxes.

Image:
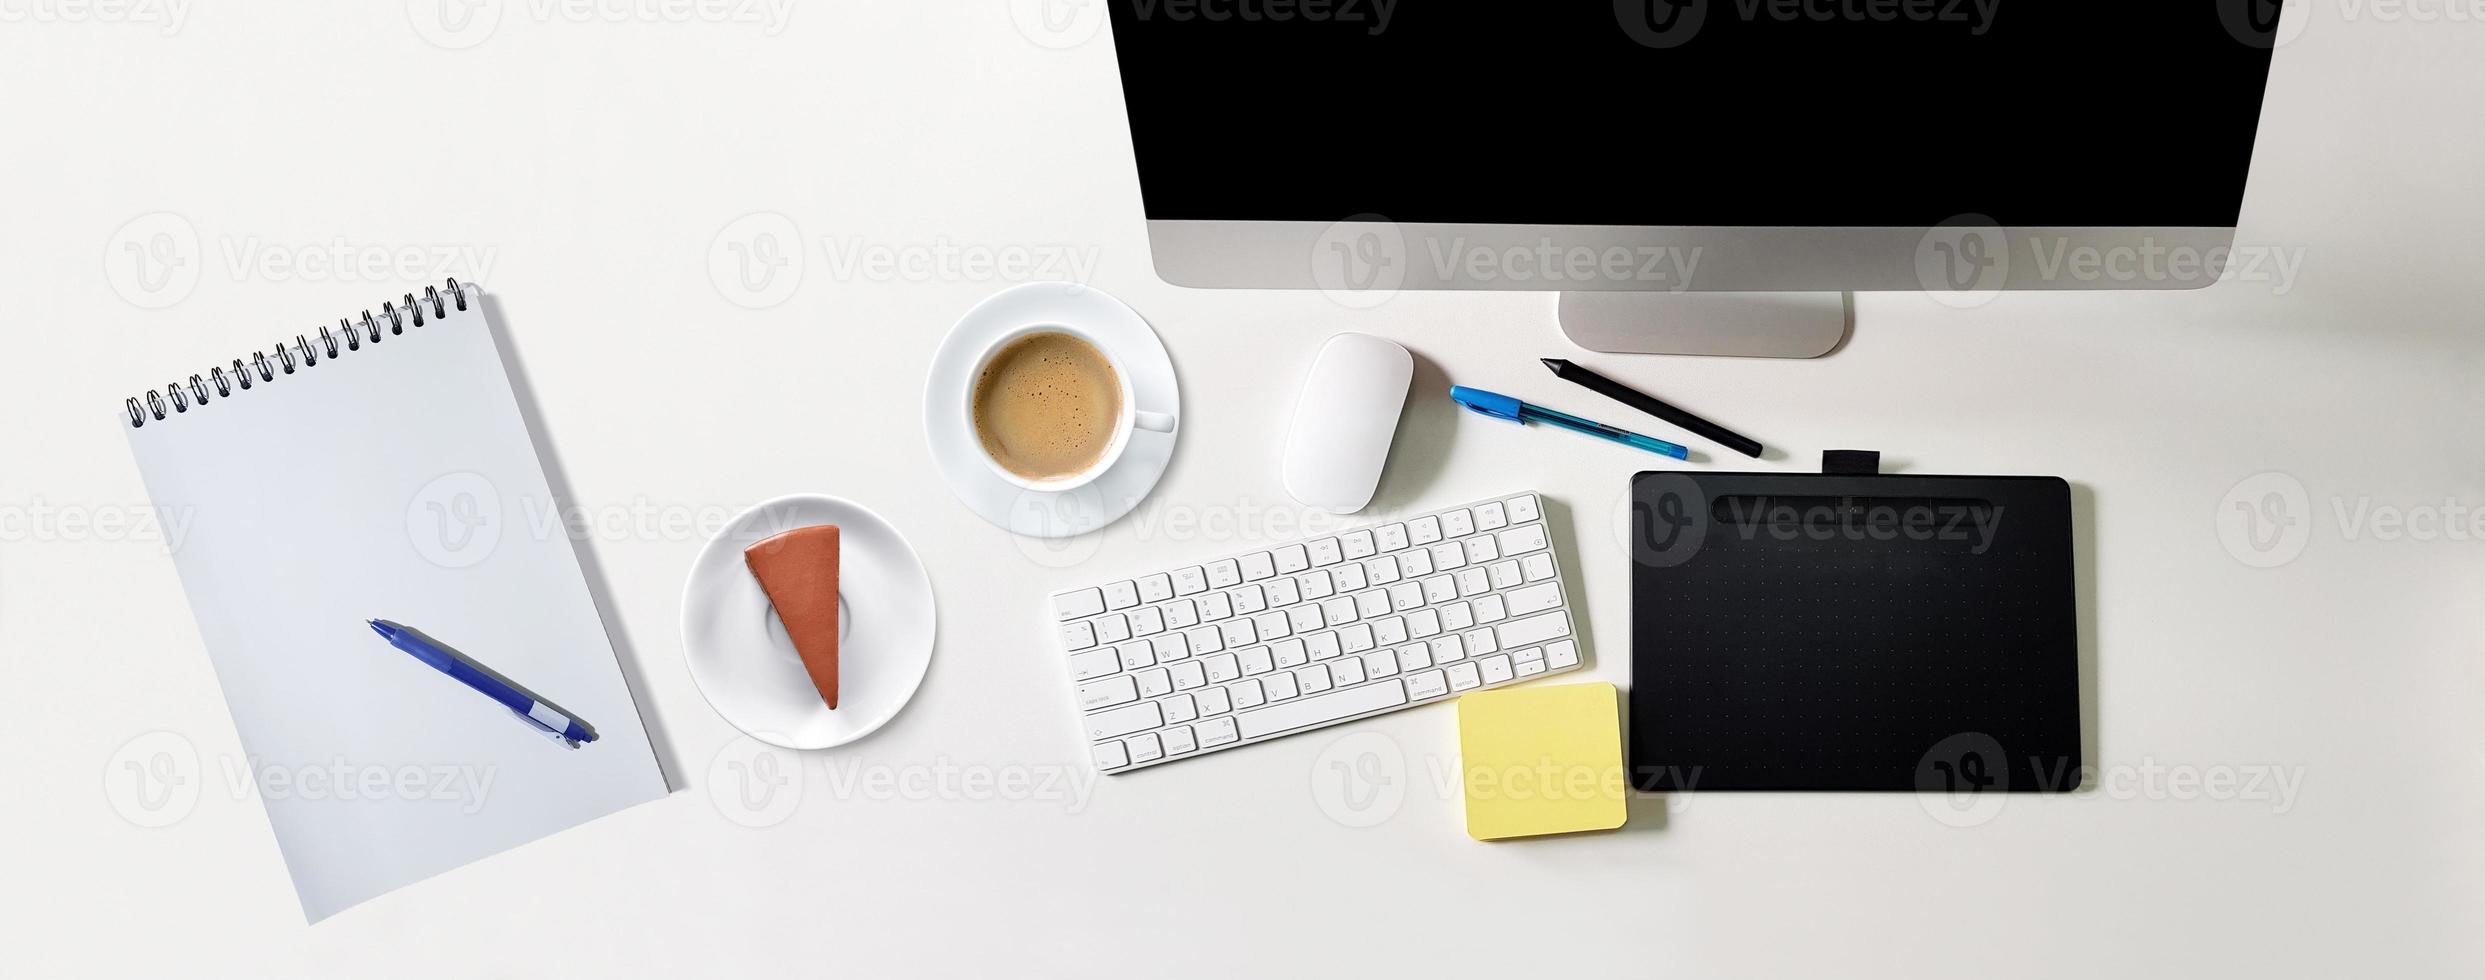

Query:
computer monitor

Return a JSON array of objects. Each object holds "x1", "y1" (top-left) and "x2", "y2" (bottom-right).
[{"x1": 1104, "y1": 2, "x2": 2283, "y2": 356}]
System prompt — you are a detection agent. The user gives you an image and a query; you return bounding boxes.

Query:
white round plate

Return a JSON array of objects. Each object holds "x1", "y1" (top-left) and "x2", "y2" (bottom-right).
[
  {"x1": 682, "y1": 494, "x2": 935, "y2": 750},
  {"x1": 925, "y1": 281, "x2": 1179, "y2": 539}
]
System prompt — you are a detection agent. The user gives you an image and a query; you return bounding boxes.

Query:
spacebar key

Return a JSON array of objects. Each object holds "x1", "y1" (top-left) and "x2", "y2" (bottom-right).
[{"x1": 1235, "y1": 680, "x2": 1407, "y2": 739}]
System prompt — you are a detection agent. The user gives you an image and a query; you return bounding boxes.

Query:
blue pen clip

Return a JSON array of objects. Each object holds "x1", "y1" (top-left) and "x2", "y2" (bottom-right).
[{"x1": 1450, "y1": 386, "x2": 1524, "y2": 422}]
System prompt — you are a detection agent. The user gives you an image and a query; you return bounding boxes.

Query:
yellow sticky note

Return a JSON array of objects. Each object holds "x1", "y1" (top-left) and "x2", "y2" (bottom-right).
[{"x1": 1455, "y1": 682, "x2": 1629, "y2": 840}]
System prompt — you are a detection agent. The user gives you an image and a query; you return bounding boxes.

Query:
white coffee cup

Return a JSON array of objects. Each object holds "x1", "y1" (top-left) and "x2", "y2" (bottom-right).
[{"x1": 965, "y1": 324, "x2": 1176, "y2": 493}]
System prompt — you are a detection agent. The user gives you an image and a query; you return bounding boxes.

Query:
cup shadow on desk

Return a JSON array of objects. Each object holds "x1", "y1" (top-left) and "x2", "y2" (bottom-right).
[
  {"x1": 481, "y1": 294, "x2": 683, "y2": 789},
  {"x1": 385, "y1": 622, "x2": 597, "y2": 743},
  {"x1": 1361, "y1": 345, "x2": 1456, "y2": 514}
]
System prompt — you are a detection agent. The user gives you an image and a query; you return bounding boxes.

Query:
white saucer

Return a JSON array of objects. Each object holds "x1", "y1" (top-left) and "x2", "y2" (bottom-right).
[
  {"x1": 924, "y1": 282, "x2": 1179, "y2": 539},
  {"x1": 681, "y1": 494, "x2": 935, "y2": 750}
]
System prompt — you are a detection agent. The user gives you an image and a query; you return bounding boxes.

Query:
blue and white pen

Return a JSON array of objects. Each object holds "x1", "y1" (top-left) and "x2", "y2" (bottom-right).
[
  {"x1": 1450, "y1": 385, "x2": 1690, "y2": 460},
  {"x1": 369, "y1": 619, "x2": 595, "y2": 748}
]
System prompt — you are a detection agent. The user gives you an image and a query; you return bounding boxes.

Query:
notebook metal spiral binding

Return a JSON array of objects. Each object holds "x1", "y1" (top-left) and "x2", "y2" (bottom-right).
[{"x1": 124, "y1": 279, "x2": 471, "y2": 428}]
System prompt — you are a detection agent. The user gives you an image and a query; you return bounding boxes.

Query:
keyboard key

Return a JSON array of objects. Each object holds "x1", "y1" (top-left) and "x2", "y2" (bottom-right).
[
  {"x1": 1339, "y1": 623, "x2": 1376, "y2": 653},
  {"x1": 1135, "y1": 667, "x2": 1172, "y2": 698},
  {"x1": 1307, "y1": 537, "x2": 1343, "y2": 566},
  {"x1": 1512, "y1": 645, "x2": 1545, "y2": 664},
  {"x1": 1265, "y1": 577, "x2": 1302, "y2": 606},
  {"x1": 1151, "y1": 633, "x2": 1191, "y2": 662},
  {"x1": 1252, "y1": 610, "x2": 1293, "y2": 641},
  {"x1": 1406, "y1": 608, "x2": 1441, "y2": 638},
  {"x1": 1203, "y1": 654, "x2": 1240, "y2": 683},
  {"x1": 1221, "y1": 617, "x2": 1261, "y2": 648},
  {"x1": 1093, "y1": 740, "x2": 1130, "y2": 770},
  {"x1": 1515, "y1": 658, "x2": 1547, "y2": 677},
  {"x1": 1161, "y1": 725, "x2": 1197, "y2": 755},
  {"x1": 1079, "y1": 674, "x2": 1139, "y2": 710},
  {"x1": 1117, "y1": 643, "x2": 1156, "y2": 671},
  {"x1": 1298, "y1": 665, "x2": 1332, "y2": 694},
  {"x1": 1273, "y1": 639, "x2": 1308, "y2": 668},
  {"x1": 1496, "y1": 523, "x2": 1549, "y2": 556},
  {"x1": 1361, "y1": 649, "x2": 1398, "y2": 677},
  {"x1": 1173, "y1": 566, "x2": 1208, "y2": 595},
  {"x1": 1495, "y1": 611, "x2": 1570, "y2": 649},
  {"x1": 1095, "y1": 614, "x2": 1131, "y2": 644},
  {"x1": 1287, "y1": 605, "x2": 1325, "y2": 634},
  {"x1": 1388, "y1": 582, "x2": 1425, "y2": 611},
  {"x1": 1264, "y1": 671, "x2": 1300, "y2": 701},
  {"x1": 1231, "y1": 584, "x2": 1268, "y2": 615},
  {"x1": 1473, "y1": 594, "x2": 1508, "y2": 624},
  {"x1": 1521, "y1": 553, "x2": 1556, "y2": 581},
  {"x1": 1429, "y1": 541, "x2": 1466, "y2": 571},
  {"x1": 1163, "y1": 693, "x2": 1199, "y2": 724},
  {"x1": 1372, "y1": 617, "x2": 1409, "y2": 645},
  {"x1": 1398, "y1": 548, "x2": 1433, "y2": 578},
  {"x1": 1170, "y1": 661, "x2": 1207, "y2": 690},
  {"x1": 1354, "y1": 589, "x2": 1391, "y2": 619},
  {"x1": 1505, "y1": 581, "x2": 1564, "y2": 616},
  {"x1": 1441, "y1": 509, "x2": 1474, "y2": 538},
  {"x1": 1545, "y1": 639, "x2": 1580, "y2": 670},
  {"x1": 1304, "y1": 631, "x2": 1343, "y2": 661},
  {"x1": 1421, "y1": 575, "x2": 1457, "y2": 605},
  {"x1": 1235, "y1": 679, "x2": 1407, "y2": 739},
  {"x1": 1479, "y1": 654, "x2": 1514, "y2": 685},
  {"x1": 1238, "y1": 646, "x2": 1275, "y2": 675},
  {"x1": 1230, "y1": 679, "x2": 1266, "y2": 709},
  {"x1": 1163, "y1": 599, "x2": 1200, "y2": 628},
  {"x1": 1475, "y1": 501, "x2": 1508, "y2": 530},
  {"x1": 1207, "y1": 559, "x2": 1242, "y2": 589},
  {"x1": 1342, "y1": 530, "x2": 1376, "y2": 559},
  {"x1": 1364, "y1": 556, "x2": 1401, "y2": 586},
  {"x1": 1374, "y1": 523, "x2": 1410, "y2": 551},
  {"x1": 1331, "y1": 657, "x2": 1366, "y2": 687},
  {"x1": 1439, "y1": 600, "x2": 1474, "y2": 632},
  {"x1": 1506, "y1": 493, "x2": 1541, "y2": 523},
  {"x1": 1429, "y1": 635, "x2": 1465, "y2": 663},
  {"x1": 1404, "y1": 669, "x2": 1448, "y2": 700},
  {"x1": 1488, "y1": 560, "x2": 1523, "y2": 589},
  {"x1": 1184, "y1": 625, "x2": 1225, "y2": 655},
  {"x1": 1054, "y1": 588, "x2": 1105, "y2": 620},
  {"x1": 1127, "y1": 732, "x2": 1164, "y2": 763},
  {"x1": 1130, "y1": 606, "x2": 1165, "y2": 636},
  {"x1": 1396, "y1": 643, "x2": 1432, "y2": 672},
  {"x1": 1138, "y1": 573, "x2": 1174, "y2": 603},
  {"x1": 1069, "y1": 648, "x2": 1121, "y2": 680},
  {"x1": 1454, "y1": 568, "x2": 1489, "y2": 597},
  {"x1": 1199, "y1": 592, "x2": 1232, "y2": 621},
  {"x1": 1463, "y1": 629, "x2": 1499, "y2": 657},
  {"x1": 1239, "y1": 551, "x2": 1277, "y2": 581},
  {"x1": 1332, "y1": 561, "x2": 1368, "y2": 592},
  {"x1": 1086, "y1": 701, "x2": 1162, "y2": 739},
  {"x1": 1320, "y1": 596, "x2": 1358, "y2": 626},
  {"x1": 1297, "y1": 572, "x2": 1335, "y2": 601},
  {"x1": 1061, "y1": 621, "x2": 1097, "y2": 651},
  {"x1": 1445, "y1": 662, "x2": 1482, "y2": 691},
  {"x1": 1197, "y1": 716, "x2": 1240, "y2": 747},
  {"x1": 1409, "y1": 516, "x2": 1442, "y2": 545},
  {"x1": 1103, "y1": 580, "x2": 1140, "y2": 610},
  {"x1": 1196, "y1": 686, "x2": 1233, "y2": 715},
  {"x1": 1463, "y1": 535, "x2": 1499, "y2": 564},
  {"x1": 1274, "y1": 544, "x2": 1310, "y2": 574}
]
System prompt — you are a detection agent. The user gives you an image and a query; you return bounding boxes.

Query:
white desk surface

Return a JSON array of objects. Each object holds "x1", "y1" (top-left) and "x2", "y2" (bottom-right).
[{"x1": 4, "y1": 7, "x2": 2479, "y2": 978}]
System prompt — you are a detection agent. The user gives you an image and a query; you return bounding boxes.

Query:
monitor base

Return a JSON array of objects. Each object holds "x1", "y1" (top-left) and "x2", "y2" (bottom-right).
[{"x1": 1557, "y1": 291, "x2": 1849, "y2": 358}]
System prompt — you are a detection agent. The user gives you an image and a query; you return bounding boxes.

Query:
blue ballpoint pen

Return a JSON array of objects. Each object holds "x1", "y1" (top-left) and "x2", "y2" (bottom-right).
[
  {"x1": 369, "y1": 620, "x2": 596, "y2": 747},
  {"x1": 1450, "y1": 386, "x2": 1690, "y2": 460}
]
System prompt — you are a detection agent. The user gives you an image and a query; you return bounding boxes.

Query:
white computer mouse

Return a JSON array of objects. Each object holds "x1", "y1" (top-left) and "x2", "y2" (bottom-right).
[{"x1": 1282, "y1": 333, "x2": 1413, "y2": 513}]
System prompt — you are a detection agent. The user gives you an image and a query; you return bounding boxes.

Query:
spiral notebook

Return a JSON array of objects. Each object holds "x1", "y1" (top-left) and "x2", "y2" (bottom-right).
[{"x1": 119, "y1": 281, "x2": 666, "y2": 922}]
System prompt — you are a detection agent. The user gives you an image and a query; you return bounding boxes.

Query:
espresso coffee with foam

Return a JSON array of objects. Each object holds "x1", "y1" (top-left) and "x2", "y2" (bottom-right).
[{"x1": 971, "y1": 331, "x2": 1123, "y2": 482}]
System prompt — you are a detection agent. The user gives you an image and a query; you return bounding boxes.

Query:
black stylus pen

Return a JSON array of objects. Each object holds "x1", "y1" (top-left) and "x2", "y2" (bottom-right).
[{"x1": 1540, "y1": 359, "x2": 1765, "y2": 458}]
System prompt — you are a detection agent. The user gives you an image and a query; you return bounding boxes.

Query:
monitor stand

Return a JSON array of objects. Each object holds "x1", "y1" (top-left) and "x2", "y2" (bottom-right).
[{"x1": 1557, "y1": 291, "x2": 1849, "y2": 358}]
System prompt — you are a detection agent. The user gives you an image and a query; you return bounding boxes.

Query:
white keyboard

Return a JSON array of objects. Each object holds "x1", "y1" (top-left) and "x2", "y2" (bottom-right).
[{"x1": 1048, "y1": 492, "x2": 1582, "y2": 773}]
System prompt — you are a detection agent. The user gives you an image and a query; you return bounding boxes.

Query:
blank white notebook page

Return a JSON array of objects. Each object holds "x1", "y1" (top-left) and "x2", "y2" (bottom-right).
[{"x1": 121, "y1": 289, "x2": 666, "y2": 922}]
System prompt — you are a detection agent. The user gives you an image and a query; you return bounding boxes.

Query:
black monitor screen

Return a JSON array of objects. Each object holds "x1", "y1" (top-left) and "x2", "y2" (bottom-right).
[{"x1": 1107, "y1": 2, "x2": 2279, "y2": 228}]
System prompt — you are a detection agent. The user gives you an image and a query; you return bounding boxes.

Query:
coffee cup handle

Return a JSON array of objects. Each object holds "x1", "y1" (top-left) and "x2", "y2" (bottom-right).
[{"x1": 1134, "y1": 410, "x2": 1177, "y2": 433}]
